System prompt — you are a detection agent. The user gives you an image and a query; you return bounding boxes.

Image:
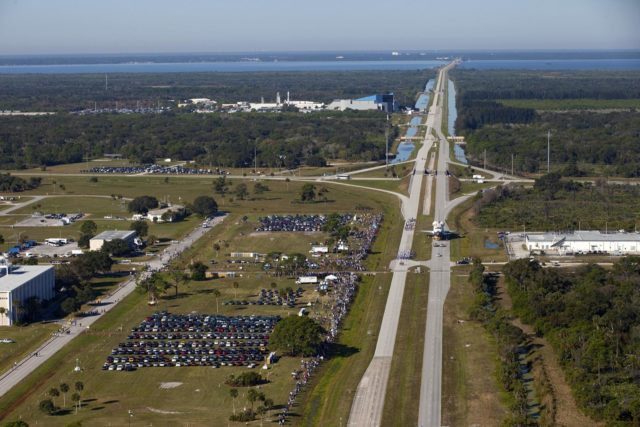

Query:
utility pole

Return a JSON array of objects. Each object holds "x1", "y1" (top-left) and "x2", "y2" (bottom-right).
[
  {"x1": 105, "y1": 74, "x2": 108, "y2": 91},
  {"x1": 254, "y1": 142, "x2": 257, "y2": 172},
  {"x1": 385, "y1": 114, "x2": 389, "y2": 168},
  {"x1": 547, "y1": 129, "x2": 551, "y2": 173},
  {"x1": 511, "y1": 153, "x2": 514, "y2": 176},
  {"x1": 483, "y1": 149, "x2": 486, "y2": 170}
]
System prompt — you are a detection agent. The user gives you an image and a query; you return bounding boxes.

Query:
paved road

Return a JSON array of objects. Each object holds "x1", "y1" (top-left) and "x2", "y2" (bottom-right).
[
  {"x1": 418, "y1": 64, "x2": 471, "y2": 427},
  {"x1": 0, "y1": 214, "x2": 226, "y2": 399},
  {"x1": 347, "y1": 65, "x2": 450, "y2": 427}
]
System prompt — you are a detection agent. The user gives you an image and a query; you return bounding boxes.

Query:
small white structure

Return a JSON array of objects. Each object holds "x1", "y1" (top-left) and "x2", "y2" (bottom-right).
[
  {"x1": 296, "y1": 276, "x2": 318, "y2": 285},
  {"x1": 310, "y1": 245, "x2": 329, "y2": 254},
  {"x1": 525, "y1": 231, "x2": 640, "y2": 255},
  {"x1": 89, "y1": 230, "x2": 137, "y2": 251},
  {"x1": 0, "y1": 261, "x2": 55, "y2": 326}
]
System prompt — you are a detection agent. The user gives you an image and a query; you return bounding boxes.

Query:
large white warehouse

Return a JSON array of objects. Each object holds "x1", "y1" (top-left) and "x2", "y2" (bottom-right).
[
  {"x1": 525, "y1": 231, "x2": 640, "y2": 255},
  {"x1": 0, "y1": 263, "x2": 55, "y2": 326}
]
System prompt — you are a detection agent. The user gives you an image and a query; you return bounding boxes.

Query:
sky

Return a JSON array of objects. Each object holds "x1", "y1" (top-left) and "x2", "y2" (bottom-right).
[{"x1": 0, "y1": 0, "x2": 638, "y2": 55}]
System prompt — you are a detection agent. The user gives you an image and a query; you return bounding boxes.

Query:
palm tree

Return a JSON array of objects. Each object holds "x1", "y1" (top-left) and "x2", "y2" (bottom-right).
[
  {"x1": 232, "y1": 282, "x2": 239, "y2": 299},
  {"x1": 229, "y1": 388, "x2": 238, "y2": 415},
  {"x1": 74, "y1": 381, "x2": 83, "y2": 412},
  {"x1": 212, "y1": 289, "x2": 221, "y2": 313},
  {"x1": 257, "y1": 405, "x2": 267, "y2": 426},
  {"x1": 48, "y1": 387, "x2": 60, "y2": 406},
  {"x1": 60, "y1": 383, "x2": 69, "y2": 407},
  {"x1": 247, "y1": 389, "x2": 263, "y2": 412},
  {"x1": 71, "y1": 393, "x2": 80, "y2": 414},
  {"x1": 0, "y1": 307, "x2": 6, "y2": 325}
]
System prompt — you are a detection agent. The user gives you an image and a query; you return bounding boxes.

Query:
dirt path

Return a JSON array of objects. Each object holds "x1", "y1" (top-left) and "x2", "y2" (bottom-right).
[{"x1": 497, "y1": 281, "x2": 600, "y2": 427}]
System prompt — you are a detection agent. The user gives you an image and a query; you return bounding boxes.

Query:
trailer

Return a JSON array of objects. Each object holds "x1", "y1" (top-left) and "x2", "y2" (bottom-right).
[
  {"x1": 295, "y1": 276, "x2": 318, "y2": 285},
  {"x1": 45, "y1": 238, "x2": 68, "y2": 246}
]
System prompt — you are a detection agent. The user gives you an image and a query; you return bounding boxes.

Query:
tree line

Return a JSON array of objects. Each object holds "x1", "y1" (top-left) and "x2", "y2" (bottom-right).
[
  {"x1": 473, "y1": 173, "x2": 640, "y2": 231},
  {"x1": 0, "y1": 111, "x2": 397, "y2": 169},
  {"x1": 503, "y1": 258, "x2": 640, "y2": 423},
  {"x1": 450, "y1": 70, "x2": 640, "y2": 175}
]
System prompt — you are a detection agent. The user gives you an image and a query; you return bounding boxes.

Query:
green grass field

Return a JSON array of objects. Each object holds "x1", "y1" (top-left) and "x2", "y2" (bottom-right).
[
  {"x1": 0, "y1": 178, "x2": 404, "y2": 426},
  {"x1": 449, "y1": 198, "x2": 507, "y2": 263},
  {"x1": 381, "y1": 268, "x2": 429, "y2": 427},
  {"x1": 498, "y1": 98, "x2": 640, "y2": 110},
  {"x1": 441, "y1": 272, "x2": 508, "y2": 426}
]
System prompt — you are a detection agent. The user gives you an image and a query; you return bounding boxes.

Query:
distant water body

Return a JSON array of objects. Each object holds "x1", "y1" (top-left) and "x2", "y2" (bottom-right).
[
  {"x1": 0, "y1": 60, "x2": 446, "y2": 74},
  {"x1": 458, "y1": 59, "x2": 640, "y2": 70}
]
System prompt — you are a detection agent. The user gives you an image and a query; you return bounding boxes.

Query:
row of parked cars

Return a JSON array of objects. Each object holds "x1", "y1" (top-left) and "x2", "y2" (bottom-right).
[
  {"x1": 82, "y1": 165, "x2": 228, "y2": 175},
  {"x1": 224, "y1": 287, "x2": 304, "y2": 307},
  {"x1": 256, "y1": 214, "x2": 350, "y2": 232},
  {"x1": 106, "y1": 312, "x2": 278, "y2": 371}
]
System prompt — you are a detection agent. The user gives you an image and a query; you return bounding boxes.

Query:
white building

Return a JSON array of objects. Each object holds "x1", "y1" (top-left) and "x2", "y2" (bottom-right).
[
  {"x1": 525, "y1": 231, "x2": 640, "y2": 255},
  {"x1": 0, "y1": 262, "x2": 55, "y2": 326},
  {"x1": 326, "y1": 94, "x2": 396, "y2": 112},
  {"x1": 310, "y1": 245, "x2": 329, "y2": 254},
  {"x1": 89, "y1": 230, "x2": 137, "y2": 251}
]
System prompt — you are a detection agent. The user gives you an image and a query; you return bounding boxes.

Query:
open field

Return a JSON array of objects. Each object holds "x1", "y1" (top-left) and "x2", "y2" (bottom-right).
[
  {"x1": 0, "y1": 286, "x2": 306, "y2": 426},
  {"x1": 441, "y1": 271, "x2": 508, "y2": 426},
  {"x1": 0, "y1": 178, "x2": 403, "y2": 426},
  {"x1": 355, "y1": 162, "x2": 413, "y2": 179},
  {"x1": 498, "y1": 98, "x2": 640, "y2": 110},
  {"x1": 448, "y1": 198, "x2": 507, "y2": 263},
  {"x1": 381, "y1": 268, "x2": 428, "y2": 427},
  {"x1": 348, "y1": 176, "x2": 410, "y2": 196}
]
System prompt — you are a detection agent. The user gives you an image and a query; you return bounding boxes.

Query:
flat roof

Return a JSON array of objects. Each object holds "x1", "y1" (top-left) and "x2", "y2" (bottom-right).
[
  {"x1": 91, "y1": 230, "x2": 136, "y2": 241},
  {"x1": 0, "y1": 265, "x2": 54, "y2": 293},
  {"x1": 527, "y1": 231, "x2": 640, "y2": 243}
]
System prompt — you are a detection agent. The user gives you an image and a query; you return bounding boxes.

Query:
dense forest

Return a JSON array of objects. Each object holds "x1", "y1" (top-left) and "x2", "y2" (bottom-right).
[
  {"x1": 451, "y1": 70, "x2": 640, "y2": 176},
  {"x1": 503, "y1": 258, "x2": 640, "y2": 424},
  {"x1": 0, "y1": 69, "x2": 434, "y2": 111},
  {"x1": 473, "y1": 173, "x2": 640, "y2": 231},
  {"x1": 0, "y1": 110, "x2": 397, "y2": 169}
]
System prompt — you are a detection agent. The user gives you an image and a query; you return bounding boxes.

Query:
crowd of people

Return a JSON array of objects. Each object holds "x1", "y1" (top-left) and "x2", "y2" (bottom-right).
[
  {"x1": 311, "y1": 213, "x2": 383, "y2": 272},
  {"x1": 278, "y1": 356, "x2": 321, "y2": 425},
  {"x1": 81, "y1": 164, "x2": 228, "y2": 175},
  {"x1": 104, "y1": 312, "x2": 278, "y2": 371},
  {"x1": 278, "y1": 272, "x2": 358, "y2": 424}
]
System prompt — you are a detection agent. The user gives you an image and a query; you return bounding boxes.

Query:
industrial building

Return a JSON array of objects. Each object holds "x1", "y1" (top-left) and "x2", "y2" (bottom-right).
[
  {"x1": 326, "y1": 93, "x2": 396, "y2": 112},
  {"x1": 89, "y1": 230, "x2": 137, "y2": 251},
  {"x1": 525, "y1": 231, "x2": 640, "y2": 255},
  {"x1": 248, "y1": 91, "x2": 324, "y2": 112},
  {"x1": 0, "y1": 261, "x2": 55, "y2": 326}
]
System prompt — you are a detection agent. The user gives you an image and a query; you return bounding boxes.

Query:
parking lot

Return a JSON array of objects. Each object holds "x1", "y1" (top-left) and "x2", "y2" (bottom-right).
[
  {"x1": 103, "y1": 312, "x2": 279, "y2": 371},
  {"x1": 25, "y1": 242, "x2": 80, "y2": 258},
  {"x1": 504, "y1": 234, "x2": 529, "y2": 259},
  {"x1": 14, "y1": 213, "x2": 84, "y2": 227}
]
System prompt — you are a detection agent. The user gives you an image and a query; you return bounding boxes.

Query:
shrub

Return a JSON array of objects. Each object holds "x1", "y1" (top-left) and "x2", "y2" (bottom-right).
[{"x1": 225, "y1": 371, "x2": 266, "y2": 387}]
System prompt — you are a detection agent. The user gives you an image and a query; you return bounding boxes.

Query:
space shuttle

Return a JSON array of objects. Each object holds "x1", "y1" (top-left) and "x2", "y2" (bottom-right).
[{"x1": 425, "y1": 220, "x2": 456, "y2": 240}]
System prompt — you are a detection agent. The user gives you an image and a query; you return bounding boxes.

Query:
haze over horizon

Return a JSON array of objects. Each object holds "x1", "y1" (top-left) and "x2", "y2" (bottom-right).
[{"x1": 0, "y1": 0, "x2": 638, "y2": 55}]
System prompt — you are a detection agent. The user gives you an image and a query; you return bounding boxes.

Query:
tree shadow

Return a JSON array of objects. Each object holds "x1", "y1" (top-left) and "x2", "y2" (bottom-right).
[
  {"x1": 103, "y1": 400, "x2": 119, "y2": 404},
  {"x1": 325, "y1": 343, "x2": 359, "y2": 359},
  {"x1": 53, "y1": 409, "x2": 73, "y2": 416},
  {"x1": 91, "y1": 406, "x2": 105, "y2": 411}
]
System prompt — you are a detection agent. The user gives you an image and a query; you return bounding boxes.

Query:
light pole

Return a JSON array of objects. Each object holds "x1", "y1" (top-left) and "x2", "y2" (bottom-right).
[{"x1": 128, "y1": 410, "x2": 133, "y2": 427}]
